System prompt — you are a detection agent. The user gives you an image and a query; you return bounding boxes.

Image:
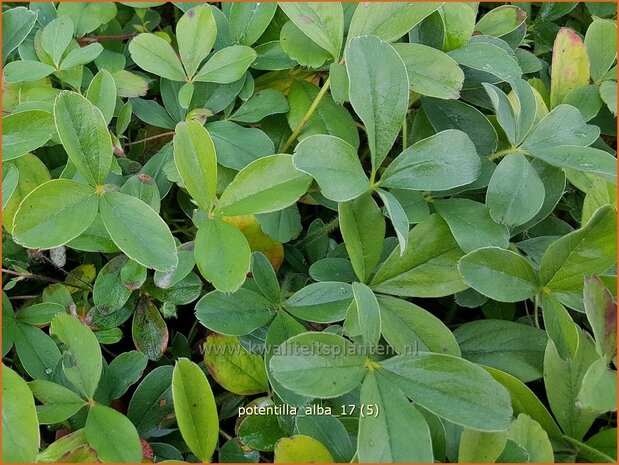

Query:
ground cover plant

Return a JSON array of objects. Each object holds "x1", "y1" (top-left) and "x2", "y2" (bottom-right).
[{"x1": 1, "y1": 1, "x2": 618, "y2": 463}]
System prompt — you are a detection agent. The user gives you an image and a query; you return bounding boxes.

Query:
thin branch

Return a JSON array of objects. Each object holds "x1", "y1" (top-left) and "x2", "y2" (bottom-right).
[
  {"x1": 125, "y1": 131, "x2": 175, "y2": 146},
  {"x1": 78, "y1": 34, "x2": 138, "y2": 45}
]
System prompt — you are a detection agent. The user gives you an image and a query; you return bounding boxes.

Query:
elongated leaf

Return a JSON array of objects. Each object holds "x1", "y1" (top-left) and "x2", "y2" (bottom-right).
[
  {"x1": 434, "y1": 198, "x2": 509, "y2": 252},
  {"x1": 3, "y1": 110, "x2": 56, "y2": 161},
  {"x1": 284, "y1": 282, "x2": 353, "y2": 324},
  {"x1": 2, "y1": 365, "x2": 40, "y2": 463},
  {"x1": 371, "y1": 214, "x2": 467, "y2": 298},
  {"x1": 448, "y1": 42, "x2": 522, "y2": 83},
  {"x1": 377, "y1": 189, "x2": 409, "y2": 256},
  {"x1": 270, "y1": 332, "x2": 366, "y2": 398},
  {"x1": 132, "y1": 298, "x2": 168, "y2": 361},
  {"x1": 359, "y1": 372, "x2": 433, "y2": 462},
  {"x1": 381, "y1": 353, "x2": 513, "y2": 431},
  {"x1": 252, "y1": 251, "x2": 280, "y2": 303},
  {"x1": 458, "y1": 247, "x2": 539, "y2": 302},
  {"x1": 50, "y1": 313, "x2": 102, "y2": 399},
  {"x1": 86, "y1": 69, "x2": 116, "y2": 125},
  {"x1": 551, "y1": 27, "x2": 590, "y2": 108},
  {"x1": 525, "y1": 146, "x2": 617, "y2": 183},
  {"x1": 381, "y1": 130, "x2": 481, "y2": 191},
  {"x1": 393, "y1": 43, "x2": 464, "y2": 99},
  {"x1": 126, "y1": 366, "x2": 174, "y2": 438},
  {"x1": 196, "y1": 288, "x2": 275, "y2": 336},
  {"x1": 172, "y1": 358, "x2": 219, "y2": 462},
  {"x1": 230, "y1": 2, "x2": 277, "y2": 46},
  {"x1": 339, "y1": 193, "x2": 385, "y2": 283},
  {"x1": 2, "y1": 164, "x2": 19, "y2": 210},
  {"x1": 585, "y1": 19, "x2": 617, "y2": 82},
  {"x1": 540, "y1": 205, "x2": 616, "y2": 298},
  {"x1": 274, "y1": 435, "x2": 334, "y2": 463},
  {"x1": 486, "y1": 153, "x2": 545, "y2": 228},
  {"x1": 459, "y1": 429, "x2": 507, "y2": 463},
  {"x1": 85, "y1": 404, "x2": 142, "y2": 462},
  {"x1": 584, "y1": 275, "x2": 617, "y2": 360},
  {"x1": 204, "y1": 334, "x2": 269, "y2": 395},
  {"x1": 507, "y1": 414, "x2": 554, "y2": 463},
  {"x1": 279, "y1": 3, "x2": 343, "y2": 60},
  {"x1": 542, "y1": 294, "x2": 580, "y2": 361},
  {"x1": 194, "y1": 217, "x2": 251, "y2": 293},
  {"x1": 3, "y1": 60, "x2": 55, "y2": 82},
  {"x1": 29, "y1": 379, "x2": 86, "y2": 424},
  {"x1": 54, "y1": 91, "x2": 113, "y2": 186},
  {"x1": 346, "y1": 36, "x2": 408, "y2": 171},
  {"x1": 99, "y1": 191, "x2": 178, "y2": 272},
  {"x1": 348, "y1": 2, "x2": 441, "y2": 43},
  {"x1": 2, "y1": 7, "x2": 37, "y2": 65},
  {"x1": 128, "y1": 33, "x2": 186, "y2": 81},
  {"x1": 194, "y1": 45, "x2": 256, "y2": 83},
  {"x1": 207, "y1": 120, "x2": 274, "y2": 171},
  {"x1": 13, "y1": 179, "x2": 98, "y2": 249},
  {"x1": 60, "y1": 42, "x2": 103, "y2": 70},
  {"x1": 293, "y1": 135, "x2": 369, "y2": 202},
  {"x1": 173, "y1": 121, "x2": 217, "y2": 211},
  {"x1": 351, "y1": 282, "x2": 381, "y2": 348},
  {"x1": 229, "y1": 88, "x2": 289, "y2": 123},
  {"x1": 216, "y1": 155, "x2": 311, "y2": 216},
  {"x1": 177, "y1": 5, "x2": 216, "y2": 78}
]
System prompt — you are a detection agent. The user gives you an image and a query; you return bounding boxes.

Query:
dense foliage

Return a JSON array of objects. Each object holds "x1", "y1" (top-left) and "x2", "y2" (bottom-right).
[{"x1": 2, "y1": 1, "x2": 618, "y2": 463}]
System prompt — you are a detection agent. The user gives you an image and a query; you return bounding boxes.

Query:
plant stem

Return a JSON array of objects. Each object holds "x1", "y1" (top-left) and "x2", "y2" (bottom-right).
[
  {"x1": 562, "y1": 435, "x2": 615, "y2": 463},
  {"x1": 79, "y1": 34, "x2": 138, "y2": 44},
  {"x1": 489, "y1": 147, "x2": 519, "y2": 161},
  {"x1": 402, "y1": 117, "x2": 408, "y2": 150},
  {"x1": 125, "y1": 131, "x2": 175, "y2": 146},
  {"x1": 2, "y1": 268, "x2": 92, "y2": 291},
  {"x1": 281, "y1": 76, "x2": 331, "y2": 152},
  {"x1": 533, "y1": 294, "x2": 540, "y2": 329}
]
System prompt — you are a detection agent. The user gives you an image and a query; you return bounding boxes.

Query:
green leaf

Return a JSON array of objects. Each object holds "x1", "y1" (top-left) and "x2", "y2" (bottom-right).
[
  {"x1": 540, "y1": 205, "x2": 617, "y2": 300},
  {"x1": 50, "y1": 313, "x2": 102, "y2": 399},
  {"x1": 599, "y1": 80, "x2": 617, "y2": 116},
  {"x1": 132, "y1": 298, "x2": 168, "y2": 361},
  {"x1": 128, "y1": 33, "x2": 186, "y2": 81},
  {"x1": 442, "y1": 3, "x2": 479, "y2": 51},
  {"x1": 393, "y1": 43, "x2": 464, "y2": 99},
  {"x1": 286, "y1": 79, "x2": 359, "y2": 148},
  {"x1": 434, "y1": 198, "x2": 509, "y2": 253},
  {"x1": 56, "y1": 2, "x2": 117, "y2": 37},
  {"x1": 527, "y1": 145, "x2": 617, "y2": 183},
  {"x1": 2, "y1": 365, "x2": 40, "y2": 463},
  {"x1": 345, "y1": 35, "x2": 409, "y2": 171},
  {"x1": 60, "y1": 42, "x2": 103, "y2": 70},
  {"x1": 351, "y1": 282, "x2": 381, "y2": 348},
  {"x1": 270, "y1": 332, "x2": 366, "y2": 398},
  {"x1": 279, "y1": 3, "x2": 343, "y2": 60},
  {"x1": 229, "y1": 88, "x2": 289, "y2": 123},
  {"x1": 381, "y1": 130, "x2": 481, "y2": 191},
  {"x1": 29, "y1": 379, "x2": 86, "y2": 424},
  {"x1": 194, "y1": 217, "x2": 251, "y2": 293},
  {"x1": 376, "y1": 189, "x2": 410, "y2": 256},
  {"x1": 448, "y1": 42, "x2": 522, "y2": 83},
  {"x1": 380, "y1": 352, "x2": 513, "y2": 431},
  {"x1": 2, "y1": 164, "x2": 19, "y2": 210},
  {"x1": 93, "y1": 255, "x2": 132, "y2": 313},
  {"x1": 484, "y1": 366, "x2": 563, "y2": 441},
  {"x1": 585, "y1": 429, "x2": 617, "y2": 462},
  {"x1": 280, "y1": 20, "x2": 331, "y2": 68},
  {"x1": 173, "y1": 121, "x2": 217, "y2": 211},
  {"x1": 458, "y1": 247, "x2": 539, "y2": 302},
  {"x1": 358, "y1": 372, "x2": 433, "y2": 462},
  {"x1": 577, "y1": 358, "x2": 617, "y2": 413},
  {"x1": 229, "y1": 2, "x2": 277, "y2": 46},
  {"x1": 339, "y1": 193, "x2": 385, "y2": 283},
  {"x1": 455, "y1": 320, "x2": 548, "y2": 382},
  {"x1": 3, "y1": 60, "x2": 55, "y2": 82},
  {"x1": 274, "y1": 435, "x2": 334, "y2": 463},
  {"x1": 14, "y1": 324, "x2": 61, "y2": 380},
  {"x1": 127, "y1": 366, "x2": 174, "y2": 438},
  {"x1": 378, "y1": 295, "x2": 460, "y2": 356},
  {"x1": 216, "y1": 154, "x2": 311, "y2": 216},
  {"x1": 207, "y1": 121, "x2": 274, "y2": 171},
  {"x1": 293, "y1": 135, "x2": 369, "y2": 202},
  {"x1": 348, "y1": 2, "x2": 441, "y2": 43},
  {"x1": 41, "y1": 15, "x2": 74, "y2": 67},
  {"x1": 2, "y1": 7, "x2": 37, "y2": 65},
  {"x1": 172, "y1": 358, "x2": 219, "y2": 462},
  {"x1": 54, "y1": 91, "x2": 113, "y2": 186},
  {"x1": 295, "y1": 415, "x2": 354, "y2": 462},
  {"x1": 542, "y1": 294, "x2": 580, "y2": 361},
  {"x1": 422, "y1": 97, "x2": 498, "y2": 157},
  {"x1": 507, "y1": 414, "x2": 554, "y2": 463},
  {"x1": 2, "y1": 109, "x2": 56, "y2": 161},
  {"x1": 204, "y1": 334, "x2": 269, "y2": 395},
  {"x1": 551, "y1": 27, "x2": 590, "y2": 108},
  {"x1": 486, "y1": 153, "x2": 545, "y2": 228},
  {"x1": 521, "y1": 104, "x2": 600, "y2": 152},
  {"x1": 252, "y1": 251, "x2": 280, "y2": 304},
  {"x1": 85, "y1": 404, "x2": 142, "y2": 463},
  {"x1": 13, "y1": 179, "x2": 97, "y2": 249},
  {"x1": 544, "y1": 329, "x2": 600, "y2": 440},
  {"x1": 584, "y1": 275, "x2": 617, "y2": 360},
  {"x1": 85, "y1": 69, "x2": 116, "y2": 126},
  {"x1": 194, "y1": 45, "x2": 256, "y2": 83},
  {"x1": 586, "y1": 19, "x2": 617, "y2": 82},
  {"x1": 196, "y1": 288, "x2": 274, "y2": 336},
  {"x1": 284, "y1": 282, "x2": 353, "y2": 324},
  {"x1": 371, "y1": 214, "x2": 467, "y2": 298},
  {"x1": 99, "y1": 191, "x2": 178, "y2": 272},
  {"x1": 475, "y1": 5, "x2": 526, "y2": 37},
  {"x1": 95, "y1": 350, "x2": 148, "y2": 404},
  {"x1": 177, "y1": 5, "x2": 216, "y2": 78},
  {"x1": 458, "y1": 429, "x2": 507, "y2": 463}
]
